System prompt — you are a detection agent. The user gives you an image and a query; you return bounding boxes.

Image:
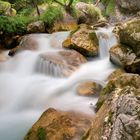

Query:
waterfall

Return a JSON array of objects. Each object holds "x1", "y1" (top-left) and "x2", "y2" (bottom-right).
[
  {"x1": 96, "y1": 26, "x2": 118, "y2": 58},
  {"x1": 0, "y1": 27, "x2": 118, "y2": 140}
]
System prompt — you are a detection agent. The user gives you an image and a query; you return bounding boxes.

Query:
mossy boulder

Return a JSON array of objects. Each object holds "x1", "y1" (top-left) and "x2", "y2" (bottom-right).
[
  {"x1": 24, "y1": 108, "x2": 93, "y2": 140},
  {"x1": 62, "y1": 24, "x2": 99, "y2": 57},
  {"x1": 84, "y1": 73, "x2": 140, "y2": 140},
  {"x1": 109, "y1": 44, "x2": 140, "y2": 73},
  {"x1": 75, "y1": 2, "x2": 106, "y2": 25},
  {"x1": 96, "y1": 73, "x2": 140, "y2": 111},
  {"x1": 0, "y1": 0, "x2": 16, "y2": 16},
  {"x1": 114, "y1": 18, "x2": 140, "y2": 56}
]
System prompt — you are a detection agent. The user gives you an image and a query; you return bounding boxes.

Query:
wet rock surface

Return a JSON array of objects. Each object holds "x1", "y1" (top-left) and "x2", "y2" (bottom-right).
[
  {"x1": 76, "y1": 81, "x2": 102, "y2": 96},
  {"x1": 36, "y1": 50, "x2": 87, "y2": 77},
  {"x1": 63, "y1": 24, "x2": 99, "y2": 57},
  {"x1": 24, "y1": 108, "x2": 93, "y2": 140}
]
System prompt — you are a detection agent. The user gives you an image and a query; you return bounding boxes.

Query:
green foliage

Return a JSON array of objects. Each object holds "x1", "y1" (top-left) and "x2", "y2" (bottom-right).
[
  {"x1": 19, "y1": 7, "x2": 34, "y2": 16},
  {"x1": 40, "y1": 5, "x2": 63, "y2": 27},
  {"x1": 105, "y1": 0, "x2": 115, "y2": 16},
  {"x1": 0, "y1": 15, "x2": 32, "y2": 34},
  {"x1": 101, "y1": 0, "x2": 115, "y2": 17}
]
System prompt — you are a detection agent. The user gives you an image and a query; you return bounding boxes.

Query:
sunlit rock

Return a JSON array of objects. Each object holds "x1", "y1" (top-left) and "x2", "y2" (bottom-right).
[
  {"x1": 63, "y1": 24, "x2": 99, "y2": 57},
  {"x1": 109, "y1": 44, "x2": 140, "y2": 74},
  {"x1": 36, "y1": 50, "x2": 87, "y2": 77},
  {"x1": 24, "y1": 108, "x2": 92, "y2": 140},
  {"x1": 76, "y1": 81, "x2": 102, "y2": 96},
  {"x1": 84, "y1": 74, "x2": 140, "y2": 140}
]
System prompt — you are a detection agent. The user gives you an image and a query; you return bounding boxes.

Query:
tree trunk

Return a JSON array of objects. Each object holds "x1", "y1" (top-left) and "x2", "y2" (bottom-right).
[{"x1": 31, "y1": 0, "x2": 40, "y2": 16}]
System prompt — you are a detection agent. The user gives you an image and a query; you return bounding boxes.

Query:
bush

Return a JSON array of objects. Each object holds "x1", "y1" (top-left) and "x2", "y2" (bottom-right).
[
  {"x1": 40, "y1": 5, "x2": 64, "y2": 27},
  {"x1": 0, "y1": 15, "x2": 33, "y2": 34}
]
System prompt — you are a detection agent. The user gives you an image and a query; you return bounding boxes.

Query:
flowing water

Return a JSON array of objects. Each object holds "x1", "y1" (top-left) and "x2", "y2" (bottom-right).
[{"x1": 0, "y1": 27, "x2": 117, "y2": 140}]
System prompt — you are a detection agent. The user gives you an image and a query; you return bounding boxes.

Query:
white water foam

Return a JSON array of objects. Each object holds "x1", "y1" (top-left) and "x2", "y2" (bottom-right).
[{"x1": 0, "y1": 28, "x2": 117, "y2": 140}]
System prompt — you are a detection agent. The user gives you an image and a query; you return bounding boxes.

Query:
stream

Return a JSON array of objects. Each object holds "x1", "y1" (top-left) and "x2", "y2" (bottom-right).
[{"x1": 0, "y1": 26, "x2": 117, "y2": 140}]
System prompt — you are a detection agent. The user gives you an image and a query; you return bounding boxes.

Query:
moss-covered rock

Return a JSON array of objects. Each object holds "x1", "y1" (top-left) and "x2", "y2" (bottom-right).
[
  {"x1": 0, "y1": 0, "x2": 16, "y2": 16},
  {"x1": 114, "y1": 18, "x2": 140, "y2": 56},
  {"x1": 85, "y1": 73, "x2": 140, "y2": 140},
  {"x1": 63, "y1": 24, "x2": 99, "y2": 57},
  {"x1": 75, "y1": 2, "x2": 106, "y2": 25},
  {"x1": 96, "y1": 73, "x2": 140, "y2": 111},
  {"x1": 24, "y1": 108, "x2": 93, "y2": 140}
]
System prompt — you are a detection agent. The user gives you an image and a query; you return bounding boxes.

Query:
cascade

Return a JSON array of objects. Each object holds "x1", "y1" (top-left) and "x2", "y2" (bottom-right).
[{"x1": 0, "y1": 27, "x2": 118, "y2": 140}]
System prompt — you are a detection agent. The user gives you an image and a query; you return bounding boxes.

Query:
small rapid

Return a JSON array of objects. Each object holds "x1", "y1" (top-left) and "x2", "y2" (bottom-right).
[{"x1": 0, "y1": 27, "x2": 117, "y2": 140}]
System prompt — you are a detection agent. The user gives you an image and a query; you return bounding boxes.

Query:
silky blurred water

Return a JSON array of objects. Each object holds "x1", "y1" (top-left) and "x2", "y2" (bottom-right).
[{"x1": 0, "y1": 27, "x2": 117, "y2": 140}]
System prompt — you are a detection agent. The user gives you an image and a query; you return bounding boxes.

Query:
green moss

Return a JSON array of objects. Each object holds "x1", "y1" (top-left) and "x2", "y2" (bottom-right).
[
  {"x1": 95, "y1": 82, "x2": 116, "y2": 111},
  {"x1": 37, "y1": 127, "x2": 46, "y2": 140},
  {"x1": 108, "y1": 111, "x2": 113, "y2": 124},
  {"x1": 70, "y1": 26, "x2": 80, "y2": 36}
]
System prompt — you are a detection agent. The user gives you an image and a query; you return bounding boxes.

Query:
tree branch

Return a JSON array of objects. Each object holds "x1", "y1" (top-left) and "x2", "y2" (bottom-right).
[{"x1": 53, "y1": 0, "x2": 65, "y2": 7}]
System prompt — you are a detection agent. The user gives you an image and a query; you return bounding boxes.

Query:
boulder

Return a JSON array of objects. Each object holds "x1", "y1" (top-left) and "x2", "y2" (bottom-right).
[
  {"x1": 0, "y1": 1, "x2": 16, "y2": 16},
  {"x1": 24, "y1": 108, "x2": 93, "y2": 140},
  {"x1": 116, "y1": 0, "x2": 140, "y2": 13},
  {"x1": 109, "y1": 44, "x2": 140, "y2": 73},
  {"x1": 27, "y1": 21, "x2": 45, "y2": 33},
  {"x1": 75, "y1": 2, "x2": 106, "y2": 24},
  {"x1": 76, "y1": 81, "x2": 102, "y2": 96},
  {"x1": 8, "y1": 35, "x2": 39, "y2": 56},
  {"x1": 63, "y1": 24, "x2": 99, "y2": 57},
  {"x1": 114, "y1": 18, "x2": 140, "y2": 56},
  {"x1": 36, "y1": 50, "x2": 87, "y2": 77},
  {"x1": 84, "y1": 74, "x2": 140, "y2": 140}
]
